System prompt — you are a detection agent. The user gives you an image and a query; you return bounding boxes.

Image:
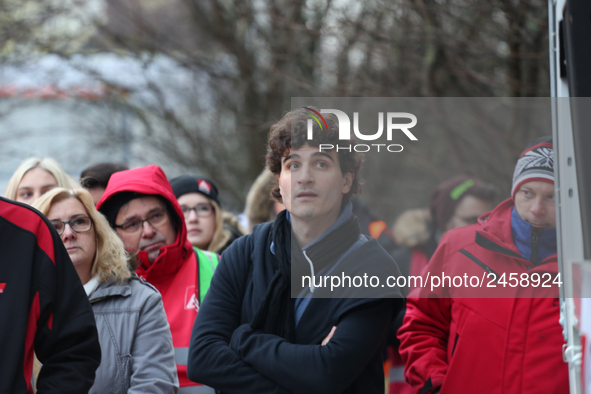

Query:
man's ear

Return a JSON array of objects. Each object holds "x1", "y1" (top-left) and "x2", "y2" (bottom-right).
[
  {"x1": 276, "y1": 173, "x2": 285, "y2": 204},
  {"x1": 342, "y1": 172, "x2": 354, "y2": 195}
]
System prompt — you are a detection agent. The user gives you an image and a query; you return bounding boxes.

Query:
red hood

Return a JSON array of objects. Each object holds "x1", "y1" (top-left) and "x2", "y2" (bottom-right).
[{"x1": 96, "y1": 165, "x2": 193, "y2": 279}]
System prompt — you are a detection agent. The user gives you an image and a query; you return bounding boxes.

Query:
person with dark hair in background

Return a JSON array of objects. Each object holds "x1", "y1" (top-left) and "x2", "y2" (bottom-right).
[
  {"x1": 80, "y1": 162, "x2": 129, "y2": 205},
  {"x1": 393, "y1": 175, "x2": 497, "y2": 285},
  {"x1": 398, "y1": 136, "x2": 568, "y2": 394},
  {"x1": 385, "y1": 176, "x2": 496, "y2": 393},
  {"x1": 187, "y1": 107, "x2": 403, "y2": 393},
  {"x1": 170, "y1": 175, "x2": 243, "y2": 255},
  {"x1": 0, "y1": 196, "x2": 101, "y2": 393},
  {"x1": 96, "y1": 165, "x2": 216, "y2": 394}
]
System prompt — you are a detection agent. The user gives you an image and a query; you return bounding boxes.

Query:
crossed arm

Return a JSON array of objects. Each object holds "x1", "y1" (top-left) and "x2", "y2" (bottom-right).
[
  {"x1": 229, "y1": 300, "x2": 395, "y2": 394},
  {"x1": 188, "y1": 238, "x2": 396, "y2": 394},
  {"x1": 187, "y1": 243, "x2": 288, "y2": 394}
]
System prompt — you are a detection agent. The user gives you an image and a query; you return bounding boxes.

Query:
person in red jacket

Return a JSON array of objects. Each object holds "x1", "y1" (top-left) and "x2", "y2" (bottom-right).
[
  {"x1": 398, "y1": 136, "x2": 568, "y2": 394},
  {"x1": 97, "y1": 164, "x2": 217, "y2": 394},
  {"x1": 0, "y1": 196, "x2": 101, "y2": 393},
  {"x1": 386, "y1": 176, "x2": 496, "y2": 394}
]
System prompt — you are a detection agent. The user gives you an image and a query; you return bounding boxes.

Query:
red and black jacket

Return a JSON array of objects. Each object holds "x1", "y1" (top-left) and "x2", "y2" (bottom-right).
[{"x1": 0, "y1": 197, "x2": 101, "y2": 394}]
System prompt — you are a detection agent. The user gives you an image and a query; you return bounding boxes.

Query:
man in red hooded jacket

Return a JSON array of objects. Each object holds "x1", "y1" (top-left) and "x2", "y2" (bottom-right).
[
  {"x1": 97, "y1": 164, "x2": 217, "y2": 394},
  {"x1": 398, "y1": 136, "x2": 569, "y2": 394}
]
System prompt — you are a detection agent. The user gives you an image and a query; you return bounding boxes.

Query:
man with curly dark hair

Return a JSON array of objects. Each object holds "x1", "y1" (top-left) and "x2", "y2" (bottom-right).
[
  {"x1": 265, "y1": 107, "x2": 363, "y2": 209},
  {"x1": 188, "y1": 107, "x2": 403, "y2": 393}
]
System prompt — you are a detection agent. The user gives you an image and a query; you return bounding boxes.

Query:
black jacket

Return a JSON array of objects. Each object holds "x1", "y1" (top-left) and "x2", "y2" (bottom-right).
[
  {"x1": 188, "y1": 220, "x2": 403, "y2": 394},
  {"x1": 0, "y1": 197, "x2": 101, "y2": 393}
]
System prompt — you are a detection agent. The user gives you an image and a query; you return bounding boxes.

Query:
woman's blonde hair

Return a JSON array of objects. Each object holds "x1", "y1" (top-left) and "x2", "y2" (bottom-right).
[
  {"x1": 244, "y1": 168, "x2": 276, "y2": 233},
  {"x1": 33, "y1": 187, "x2": 131, "y2": 284},
  {"x1": 207, "y1": 200, "x2": 229, "y2": 253},
  {"x1": 4, "y1": 157, "x2": 78, "y2": 200}
]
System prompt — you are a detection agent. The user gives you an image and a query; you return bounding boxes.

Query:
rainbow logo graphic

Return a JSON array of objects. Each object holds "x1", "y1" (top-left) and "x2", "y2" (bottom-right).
[{"x1": 303, "y1": 107, "x2": 328, "y2": 131}]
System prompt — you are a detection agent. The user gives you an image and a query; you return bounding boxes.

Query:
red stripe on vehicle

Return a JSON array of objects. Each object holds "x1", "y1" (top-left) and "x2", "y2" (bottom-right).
[{"x1": 0, "y1": 199, "x2": 55, "y2": 264}]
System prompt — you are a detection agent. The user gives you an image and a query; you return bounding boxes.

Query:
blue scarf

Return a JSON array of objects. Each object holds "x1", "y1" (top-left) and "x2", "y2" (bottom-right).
[{"x1": 511, "y1": 207, "x2": 556, "y2": 265}]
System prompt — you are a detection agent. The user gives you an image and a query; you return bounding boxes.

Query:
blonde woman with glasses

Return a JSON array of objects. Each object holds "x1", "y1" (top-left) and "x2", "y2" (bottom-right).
[{"x1": 34, "y1": 188, "x2": 179, "y2": 393}]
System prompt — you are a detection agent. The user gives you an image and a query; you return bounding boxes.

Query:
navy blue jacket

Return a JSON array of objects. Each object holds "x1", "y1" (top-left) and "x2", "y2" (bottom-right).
[{"x1": 188, "y1": 220, "x2": 403, "y2": 394}]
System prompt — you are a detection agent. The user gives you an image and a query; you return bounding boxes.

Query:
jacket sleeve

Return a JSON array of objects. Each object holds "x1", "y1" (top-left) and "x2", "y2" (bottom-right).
[
  {"x1": 129, "y1": 286, "x2": 179, "y2": 393},
  {"x1": 397, "y1": 295, "x2": 451, "y2": 393},
  {"x1": 35, "y1": 227, "x2": 101, "y2": 393},
  {"x1": 230, "y1": 299, "x2": 397, "y2": 394},
  {"x1": 187, "y1": 236, "x2": 288, "y2": 393},
  {"x1": 396, "y1": 238, "x2": 453, "y2": 394}
]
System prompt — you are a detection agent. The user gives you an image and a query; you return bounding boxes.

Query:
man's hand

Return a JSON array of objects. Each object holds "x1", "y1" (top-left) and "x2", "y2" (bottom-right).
[{"x1": 322, "y1": 326, "x2": 337, "y2": 346}]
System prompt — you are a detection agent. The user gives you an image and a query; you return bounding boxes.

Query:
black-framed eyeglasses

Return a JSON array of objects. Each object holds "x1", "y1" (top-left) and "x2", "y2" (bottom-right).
[
  {"x1": 114, "y1": 209, "x2": 168, "y2": 233},
  {"x1": 51, "y1": 217, "x2": 93, "y2": 236},
  {"x1": 180, "y1": 203, "x2": 214, "y2": 218}
]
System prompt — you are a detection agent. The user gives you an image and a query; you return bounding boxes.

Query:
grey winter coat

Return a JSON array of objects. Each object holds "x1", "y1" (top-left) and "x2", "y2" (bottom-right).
[{"x1": 88, "y1": 275, "x2": 179, "y2": 394}]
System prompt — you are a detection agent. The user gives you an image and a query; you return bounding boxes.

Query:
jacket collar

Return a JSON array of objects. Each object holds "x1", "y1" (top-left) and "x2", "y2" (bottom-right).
[
  {"x1": 475, "y1": 198, "x2": 557, "y2": 266},
  {"x1": 136, "y1": 232, "x2": 195, "y2": 279},
  {"x1": 88, "y1": 279, "x2": 131, "y2": 302},
  {"x1": 302, "y1": 202, "x2": 353, "y2": 251},
  {"x1": 271, "y1": 202, "x2": 353, "y2": 255}
]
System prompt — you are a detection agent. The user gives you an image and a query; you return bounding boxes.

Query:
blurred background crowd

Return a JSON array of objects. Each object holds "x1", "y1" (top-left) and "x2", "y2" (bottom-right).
[{"x1": 0, "y1": 0, "x2": 550, "y2": 225}]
